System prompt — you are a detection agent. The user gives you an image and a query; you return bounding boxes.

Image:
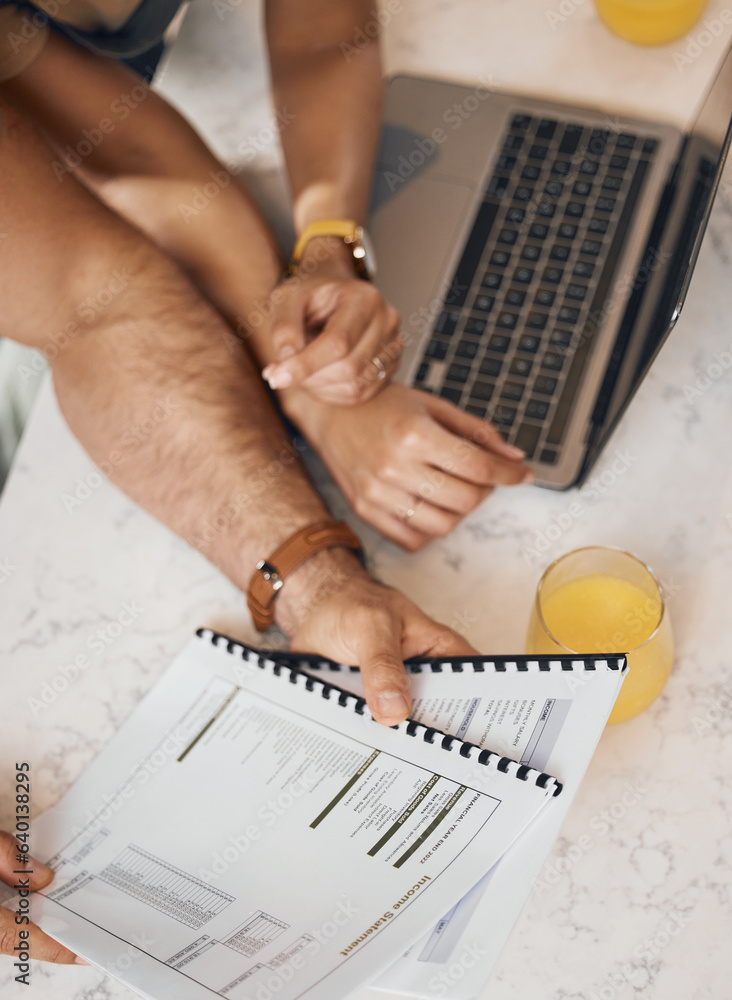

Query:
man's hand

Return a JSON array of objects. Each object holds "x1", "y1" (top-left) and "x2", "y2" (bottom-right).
[
  {"x1": 277, "y1": 548, "x2": 477, "y2": 725},
  {"x1": 286, "y1": 383, "x2": 533, "y2": 550},
  {"x1": 0, "y1": 831, "x2": 82, "y2": 964},
  {"x1": 261, "y1": 238, "x2": 402, "y2": 405}
]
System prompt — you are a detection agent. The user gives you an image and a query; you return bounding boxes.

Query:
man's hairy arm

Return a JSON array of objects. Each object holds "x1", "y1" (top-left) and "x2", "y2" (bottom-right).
[{"x1": 0, "y1": 98, "x2": 475, "y2": 723}]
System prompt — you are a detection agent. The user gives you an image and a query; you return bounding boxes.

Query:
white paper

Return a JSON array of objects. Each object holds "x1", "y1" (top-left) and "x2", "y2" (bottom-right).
[
  {"x1": 30, "y1": 633, "x2": 559, "y2": 1000},
  {"x1": 298, "y1": 654, "x2": 626, "y2": 999}
]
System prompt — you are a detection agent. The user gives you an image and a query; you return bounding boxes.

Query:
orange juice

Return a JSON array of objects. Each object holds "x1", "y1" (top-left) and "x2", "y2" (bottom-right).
[
  {"x1": 526, "y1": 557, "x2": 674, "y2": 724},
  {"x1": 594, "y1": 0, "x2": 707, "y2": 44}
]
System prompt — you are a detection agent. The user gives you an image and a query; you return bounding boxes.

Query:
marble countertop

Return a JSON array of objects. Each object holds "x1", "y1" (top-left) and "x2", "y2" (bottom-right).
[{"x1": 2, "y1": 1, "x2": 732, "y2": 998}]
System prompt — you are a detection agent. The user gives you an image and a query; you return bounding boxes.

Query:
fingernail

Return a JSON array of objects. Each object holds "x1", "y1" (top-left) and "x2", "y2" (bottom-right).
[
  {"x1": 522, "y1": 469, "x2": 535, "y2": 484},
  {"x1": 264, "y1": 368, "x2": 293, "y2": 390},
  {"x1": 377, "y1": 691, "x2": 409, "y2": 723},
  {"x1": 505, "y1": 444, "x2": 526, "y2": 459},
  {"x1": 29, "y1": 857, "x2": 53, "y2": 882},
  {"x1": 277, "y1": 345, "x2": 297, "y2": 362},
  {"x1": 74, "y1": 956, "x2": 91, "y2": 965}
]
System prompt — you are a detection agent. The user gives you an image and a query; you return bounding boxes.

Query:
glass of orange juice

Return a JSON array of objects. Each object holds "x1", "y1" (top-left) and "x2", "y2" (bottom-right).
[
  {"x1": 594, "y1": 0, "x2": 707, "y2": 45},
  {"x1": 526, "y1": 546, "x2": 674, "y2": 724}
]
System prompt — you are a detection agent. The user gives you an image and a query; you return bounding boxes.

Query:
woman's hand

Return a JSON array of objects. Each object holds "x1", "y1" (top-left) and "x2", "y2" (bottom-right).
[
  {"x1": 288, "y1": 383, "x2": 533, "y2": 550},
  {"x1": 260, "y1": 238, "x2": 402, "y2": 405},
  {"x1": 0, "y1": 830, "x2": 84, "y2": 964}
]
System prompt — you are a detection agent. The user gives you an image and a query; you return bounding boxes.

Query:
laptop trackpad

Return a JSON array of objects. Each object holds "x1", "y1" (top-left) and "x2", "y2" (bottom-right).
[{"x1": 371, "y1": 176, "x2": 475, "y2": 347}]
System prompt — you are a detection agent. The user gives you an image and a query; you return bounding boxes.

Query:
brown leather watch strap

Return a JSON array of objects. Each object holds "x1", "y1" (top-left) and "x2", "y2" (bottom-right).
[{"x1": 247, "y1": 521, "x2": 363, "y2": 631}]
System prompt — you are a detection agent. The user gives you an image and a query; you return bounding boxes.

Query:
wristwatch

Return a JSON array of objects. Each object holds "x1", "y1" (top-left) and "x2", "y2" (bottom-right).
[
  {"x1": 290, "y1": 219, "x2": 377, "y2": 280},
  {"x1": 247, "y1": 520, "x2": 364, "y2": 631}
]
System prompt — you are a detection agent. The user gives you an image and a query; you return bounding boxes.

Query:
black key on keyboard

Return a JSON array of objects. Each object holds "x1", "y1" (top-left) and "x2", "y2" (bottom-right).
[
  {"x1": 522, "y1": 164, "x2": 541, "y2": 181},
  {"x1": 482, "y1": 272, "x2": 503, "y2": 289},
  {"x1": 496, "y1": 154, "x2": 517, "y2": 171},
  {"x1": 550, "y1": 244, "x2": 571, "y2": 261},
  {"x1": 479, "y1": 357, "x2": 502, "y2": 377},
  {"x1": 514, "y1": 266, "x2": 534, "y2": 284},
  {"x1": 529, "y1": 223, "x2": 550, "y2": 240},
  {"x1": 588, "y1": 129, "x2": 610, "y2": 155},
  {"x1": 609, "y1": 154, "x2": 629, "y2": 171},
  {"x1": 543, "y1": 266, "x2": 564, "y2": 284},
  {"x1": 545, "y1": 180, "x2": 563, "y2": 198},
  {"x1": 580, "y1": 239, "x2": 603, "y2": 255},
  {"x1": 527, "y1": 312, "x2": 549, "y2": 330},
  {"x1": 573, "y1": 261, "x2": 595, "y2": 278},
  {"x1": 503, "y1": 134, "x2": 524, "y2": 151},
  {"x1": 573, "y1": 181, "x2": 592, "y2": 197},
  {"x1": 510, "y1": 356, "x2": 533, "y2": 377},
  {"x1": 602, "y1": 175, "x2": 623, "y2": 191},
  {"x1": 472, "y1": 294, "x2": 495, "y2": 313},
  {"x1": 506, "y1": 207, "x2": 526, "y2": 223},
  {"x1": 518, "y1": 334, "x2": 541, "y2": 353},
  {"x1": 486, "y1": 175, "x2": 510, "y2": 198},
  {"x1": 595, "y1": 197, "x2": 616, "y2": 213},
  {"x1": 558, "y1": 305, "x2": 581, "y2": 322},
  {"x1": 448, "y1": 201, "x2": 499, "y2": 307},
  {"x1": 434, "y1": 311, "x2": 459, "y2": 337},
  {"x1": 470, "y1": 380, "x2": 495, "y2": 401},
  {"x1": 526, "y1": 399, "x2": 550, "y2": 420},
  {"x1": 511, "y1": 114, "x2": 532, "y2": 131},
  {"x1": 488, "y1": 333, "x2": 512, "y2": 352},
  {"x1": 551, "y1": 160, "x2": 571, "y2": 176},
  {"x1": 558, "y1": 123, "x2": 583, "y2": 154},
  {"x1": 537, "y1": 202, "x2": 557, "y2": 218},
  {"x1": 514, "y1": 186, "x2": 534, "y2": 202},
  {"x1": 540, "y1": 448, "x2": 558, "y2": 464},
  {"x1": 505, "y1": 289, "x2": 526, "y2": 307},
  {"x1": 491, "y1": 250, "x2": 512, "y2": 267},
  {"x1": 565, "y1": 285, "x2": 588, "y2": 302},
  {"x1": 535, "y1": 289, "x2": 556, "y2": 307},
  {"x1": 558, "y1": 223, "x2": 578, "y2": 239},
  {"x1": 521, "y1": 245, "x2": 542, "y2": 261},
  {"x1": 466, "y1": 404, "x2": 487, "y2": 418},
  {"x1": 415, "y1": 362, "x2": 429, "y2": 383},
  {"x1": 514, "y1": 423, "x2": 542, "y2": 458},
  {"x1": 542, "y1": 352, "x2": 565, "y2": 371},
  {"x1": 456, "y1": 340, "x2": 480, "y2": 359},
  {"x1": 550, "y1": 329, "x2": 573, "y2": 348},
  {"x1": 588, "y1": 217, "x2": 609, "y2": 234},
  {"x1": 536, "y1": 118, "x2": 558, "y2": 140},
  {"x1": 498, "y1": 228, "x2": 519, "y2": 245},
  {"x1": 642, "y1": 138, "x2": 658, "y2": 154},
  {"x1": 447, "y1": 363, "x2": 471, "y2": 383},
  {"x1": 534, "y1": 374, "x2": 557, "y2": 394},
  {"x1": 493, "y1": 405, "x2": 517, "y2": 428},
  {"x1": 616, "y1": 133, "x2": 637, "y2": 149},
  {"x1": 528, "y1": 144, "x2": 549, "y2": 161},
  {"x1": 425, "y1": 339, "x2": 448, "y2": 360},
  {"x1": 565, "y1": 201, "x2": 585, "y2": 218},
  {"x1": 501, "y1": 381, "x2": 525, "y2": 402},
  {"x1": 464, "y1": 316, "x2": 487, "y2": 336},
  {"x1": 440, "y1": 386, "x2": 462, "y2": 404},
  {"x1": 496, "y1": 312, "x2": 519, "y2": 330},
  {"x1": 579, "y1": 160, "x2": 599, "y2": 175}
]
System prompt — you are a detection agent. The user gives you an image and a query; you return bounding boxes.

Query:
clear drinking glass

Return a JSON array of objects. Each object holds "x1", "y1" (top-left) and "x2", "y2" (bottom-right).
[
  {"x1": 525, "y1": 546, "x2": 674, "y2": 724},
  {"x1": 594, "y1": 0, "x2": 708, "y2": 45}
]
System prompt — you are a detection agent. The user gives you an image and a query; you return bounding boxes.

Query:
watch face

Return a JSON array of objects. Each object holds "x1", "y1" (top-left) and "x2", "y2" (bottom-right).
[{"x1": 354, "y1": 226, "x2": 377, "y2": 280}]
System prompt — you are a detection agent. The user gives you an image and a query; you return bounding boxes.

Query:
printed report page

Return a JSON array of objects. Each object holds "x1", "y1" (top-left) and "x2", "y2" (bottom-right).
[{"x1": 29, "y1": 635, "x2": 558, "y2": 1000}]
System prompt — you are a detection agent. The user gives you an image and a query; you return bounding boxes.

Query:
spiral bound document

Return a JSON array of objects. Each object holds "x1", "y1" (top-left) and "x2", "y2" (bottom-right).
[
  {"x1": 28, "y1": 630, "x2": 574, "y2": 1000},
  {"x1": 288, "y1": 646, "x2": 627, "y2": 999}
]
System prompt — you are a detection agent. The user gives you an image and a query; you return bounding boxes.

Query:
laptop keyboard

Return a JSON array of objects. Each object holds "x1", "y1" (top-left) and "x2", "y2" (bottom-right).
[{"x1": 412, "y1": 112, "x2": 659, "y2": 464}]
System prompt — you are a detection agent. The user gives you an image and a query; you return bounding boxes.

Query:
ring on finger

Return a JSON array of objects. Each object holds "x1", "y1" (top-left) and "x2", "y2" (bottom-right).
[
  {"x1": 399, "y1": 497, "x2": 422, "y2": 523},
  {"x1": 369, "y1": 355, "x2": 387, "y2": 381}
]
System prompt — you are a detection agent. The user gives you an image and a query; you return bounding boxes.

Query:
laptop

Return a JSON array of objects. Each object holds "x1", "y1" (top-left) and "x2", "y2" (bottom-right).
[{"x1": 369, "y1": 42, "x2": 732, "y2": 489}]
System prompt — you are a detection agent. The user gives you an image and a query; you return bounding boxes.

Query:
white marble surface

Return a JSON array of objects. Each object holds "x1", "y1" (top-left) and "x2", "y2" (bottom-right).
[{"x1": 2, "y1": 1, "x2": 732, "y2": 998}]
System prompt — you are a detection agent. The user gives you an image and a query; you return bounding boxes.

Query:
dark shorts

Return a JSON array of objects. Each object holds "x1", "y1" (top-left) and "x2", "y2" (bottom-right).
[{"x1": 0, "y1": 0, "x2": 185, "y2": 80}]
